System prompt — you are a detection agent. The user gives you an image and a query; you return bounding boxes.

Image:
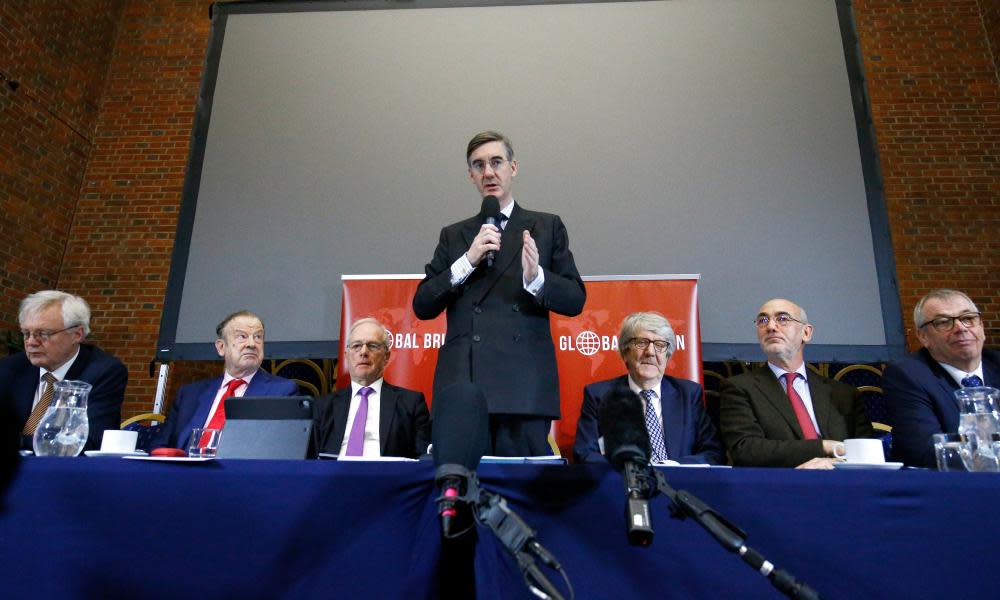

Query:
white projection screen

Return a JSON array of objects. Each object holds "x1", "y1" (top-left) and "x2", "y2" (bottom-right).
[{"x1": 158, "y1": 0, "x2": 904, "y2": 362}]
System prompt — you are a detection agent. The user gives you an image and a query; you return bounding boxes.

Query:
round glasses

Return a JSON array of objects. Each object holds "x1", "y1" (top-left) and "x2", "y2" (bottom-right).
[
  {"x1": 754, "y1": 314, "x2": 805, "y2": 328},
  {"x1": 919, "y1": 313, "x2": 981, "y2": 333},
  {"x1": 469, "y1": 157, "x2": 509, "y2": 175}
]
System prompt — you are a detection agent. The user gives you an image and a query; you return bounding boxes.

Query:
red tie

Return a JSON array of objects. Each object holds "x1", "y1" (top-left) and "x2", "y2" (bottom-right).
[
  {"x1": 202, "y1": 378, "x2": 245, "y2": 443},
  {"x1": 782, "y1": 373, "x2": 818, "y2": 440}
]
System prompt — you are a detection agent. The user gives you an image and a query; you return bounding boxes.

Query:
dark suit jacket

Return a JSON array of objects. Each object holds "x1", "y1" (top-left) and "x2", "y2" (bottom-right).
[
  {"x1": 883, "y1": 348, "x2": 1000, "y2": 468},
  {"x1": 573, "y1": 374, "x2": 725, "y2": 465},
  {"x1": 719, "y1": 367, "x2": 875, "y2": 467},
  {"x1": 310, "y1": 382, "x2": 430, "y2": 459},
  {"x1": 0, "y1": 344, "x2": 127, "y2": 451},
  {"x1": 412, "y1": 203, "x2": 586, "y2": 418},
  {"x1": 150, "y1": 370, "x2": 299, "y2": 450}
]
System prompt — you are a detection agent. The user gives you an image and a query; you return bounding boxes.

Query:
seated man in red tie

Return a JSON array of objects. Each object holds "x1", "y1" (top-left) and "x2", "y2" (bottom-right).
[
  {"x1": 573, "y1": 312, "x2": 724, "y2": 465},
  {"x1": 150, "y1": 310, "x2": 298, "y2": 451},
  {"x1": 719, "y1": 299, "x2": 875, "y2": 469},
  {"x1": 310, "y1": 318, "x2": 431, "y2": 459}
]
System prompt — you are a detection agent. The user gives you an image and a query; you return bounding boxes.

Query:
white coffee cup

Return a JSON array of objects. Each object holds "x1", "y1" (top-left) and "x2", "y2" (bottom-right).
[
  {"x1": 100, "y1": 429, "x2": 138, "y2": 454},
  {"x1": 832, "y1": 438, "x2": 884, "y2": 464}
]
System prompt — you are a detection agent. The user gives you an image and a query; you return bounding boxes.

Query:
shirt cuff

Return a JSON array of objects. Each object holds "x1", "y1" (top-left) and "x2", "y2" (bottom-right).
[
  {"x1": 523, "y1": 268, "x2": 545, "y2": 296},
  {"x1": 450, "y1": 253, "x2": 475, "y2": 287}
]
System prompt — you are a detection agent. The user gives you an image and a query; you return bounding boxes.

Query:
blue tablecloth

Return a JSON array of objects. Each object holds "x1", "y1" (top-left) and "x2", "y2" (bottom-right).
[{"x1": 0, "y1": 458, "x2": 991, "y2": 599}]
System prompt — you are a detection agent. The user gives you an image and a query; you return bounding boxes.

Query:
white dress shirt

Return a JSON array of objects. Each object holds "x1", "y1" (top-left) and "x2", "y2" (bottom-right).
[
  {"x1": 202, "y1": 370, "x2": 257, "y2": 427},
  {"x1": 32, "y1": 347, "x2": 80, "y2": 409},
  {"x1": 339, "y1": 378, "x2": 384, "y2": 457}
]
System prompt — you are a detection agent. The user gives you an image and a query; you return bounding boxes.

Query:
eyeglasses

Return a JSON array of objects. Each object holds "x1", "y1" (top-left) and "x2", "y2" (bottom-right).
[
  {"x1": 754, "y1": 314, "x2": 806, "y2": 328},
  {"x1": 347, "y1": 341, "x2": 387, "y2": 353},
  {"x1": 21, "y1": 325, "x2": 80, "y2": 342},
  {"x1": 919, "y1": 313, "x2": 981, "y2": 333},
  {"x1": 628, "y1": 337, "x2": 670, "y2": 354},
  {"x1": 469, "y1": 157, "x2": 509, "y2": 175}
]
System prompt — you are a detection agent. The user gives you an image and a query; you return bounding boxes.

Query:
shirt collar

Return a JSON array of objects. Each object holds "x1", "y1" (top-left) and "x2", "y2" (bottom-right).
[
  {"x1": 767, "y1": 361, "x2": 808, "y2": 382},
  {"x1": 222, "y1": 369, "x2": 257, "y2": 387},
  {"x1": 627, "y1": 375, "x2": 660, "y2": 397},
  {"x1": 500, "y1": 200, "x2": 515, "y2": 220},
  {"x1": 938, "y1": 361, "x2": 985, "y2": 387},
  {"x1": 351, "y1": 378, "x2": 384, "y2": 396},
  {"x1": 39, "y1": 346, "x2": 81, "y2": 383}
]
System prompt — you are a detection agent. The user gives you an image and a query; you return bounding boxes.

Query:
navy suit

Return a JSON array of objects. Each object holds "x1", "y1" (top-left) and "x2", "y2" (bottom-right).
[
  {"x1": 310, "y1": 382, "x2": 431, "y2": 459},
  {"x1": 884, "y1": 348, "x2": 1000, "y2": 468},
  {"x1": 151, "y1": 370, "x2": 299, "y2": 450},
  {"x1": 0, "y1": 344, "x2": 127, "y2": 452},
  {"x1": 412, "y1": 203, "x2": 586, "y2": 419},
  {"x1": 573, "y1": 374, "x2": 724, "y2": 465}
]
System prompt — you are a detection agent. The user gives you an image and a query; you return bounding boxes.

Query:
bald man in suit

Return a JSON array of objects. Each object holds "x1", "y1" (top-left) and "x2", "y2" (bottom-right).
[{"x1": 719, "y1": 299, "x2": 875, "y2": 468}]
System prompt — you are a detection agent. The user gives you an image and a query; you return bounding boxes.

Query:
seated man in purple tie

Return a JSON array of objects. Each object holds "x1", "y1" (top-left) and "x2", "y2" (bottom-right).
[
  {"x1": 150, "y1": 310, "x2": 298, "y2": 451},
  {"x1": 574, "y1": 312, "x2": 724, "y2": 465},
  {"x1": 311, "y1": 318, "x2": 431, "y2": 459},
  {"x1": 0, "y1": 290, "x2": 127, "y2": 452},
  {"x1": 719, "y1": 299, "x2": 875, "y2": 469},
  {"x1": 883, "y1": 289, "x2": 999, "y2": 468}
]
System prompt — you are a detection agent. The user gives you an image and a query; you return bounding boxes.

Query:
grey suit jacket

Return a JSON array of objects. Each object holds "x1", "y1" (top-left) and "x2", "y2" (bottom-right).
[{"x1": 719, "y1": 367, "x2": 875, "y2": 467}]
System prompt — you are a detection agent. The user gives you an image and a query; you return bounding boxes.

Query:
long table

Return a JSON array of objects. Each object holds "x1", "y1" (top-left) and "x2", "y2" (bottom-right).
[{"x1": 0, "y1": 458, "x2": 991, "y2": 599}]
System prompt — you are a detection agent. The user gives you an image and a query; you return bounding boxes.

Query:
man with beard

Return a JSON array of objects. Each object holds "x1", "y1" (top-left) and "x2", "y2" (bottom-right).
[{"x1": 719, "y1": 299, "x2": 875, "y2": 468}]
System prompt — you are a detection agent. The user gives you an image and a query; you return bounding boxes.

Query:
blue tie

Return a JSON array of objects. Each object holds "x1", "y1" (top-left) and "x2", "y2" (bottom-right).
[
  {"x1": 640, "y1": 389, "x2": 668, "y2": 463},
  {"x1": 961, "y1": 375, "x2": 984, "y2": 388}
]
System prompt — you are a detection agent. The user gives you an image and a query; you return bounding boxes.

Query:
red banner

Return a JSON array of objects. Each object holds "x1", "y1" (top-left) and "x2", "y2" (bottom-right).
[{"x1": 339, "y1": 275, "x2": 700, "y2": 455}]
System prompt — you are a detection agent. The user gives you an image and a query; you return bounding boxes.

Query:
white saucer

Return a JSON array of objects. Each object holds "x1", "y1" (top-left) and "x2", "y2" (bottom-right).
[
  {"x1": 122, "y1": 455, "x2": 214, "y2": 463},
  {"x1": 832, "y1": 461, "x2": 903, "y2": 470},
  {"x1": 84, "y1": 450, "x2": 148, "y2": 458}
]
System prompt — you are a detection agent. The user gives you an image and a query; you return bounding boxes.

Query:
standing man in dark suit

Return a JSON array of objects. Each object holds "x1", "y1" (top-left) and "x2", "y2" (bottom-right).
[
  {"x1": 311, "y1": 318, "x2": 430, "y2": 459},
  {"x1": 413, "y1": 131, "x2": 586, "y2": 456},
  {"x1": 884, "y1": 289, "x2": 999, "y2": 468},
  {"x1": 719, "y1": 298, "x2": 875, "y2": 468},
  {"x1": 573, "y1": 312, "x2": 723, "y2": 465},
  {"x1": 151, "y1": 310, "x2": 298, "y2": 451},
  {"x1": 1, "y1": 290, "x2": 127, "y2": 452}
]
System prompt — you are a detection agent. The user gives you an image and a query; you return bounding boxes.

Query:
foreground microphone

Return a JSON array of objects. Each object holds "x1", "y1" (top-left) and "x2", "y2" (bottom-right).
[
  {"x1": 480, "y1": 195, "x2": 501, "y2": 268},
  {"x1": 599, "y1": 387, "x2": 655, "y2": 546},
  {"x1": 432, "y1": 382, "x2": 490, "y2": 536}
]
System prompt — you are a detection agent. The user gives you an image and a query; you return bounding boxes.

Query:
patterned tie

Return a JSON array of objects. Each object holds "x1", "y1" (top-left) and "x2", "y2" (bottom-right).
[
  {"x1": 346, "y1": 386, "x2": 374, "y2": 456},
  {"x1": 640, "y1": 389, "x2": 668, "y2": 463},
  {"x1": 961, "y1": 375, "x2": 984, "y2": 388},
  {"x1": 203, "y1": 378, "x2": 245, "y2": 442},
  {"x1": 22, "y1": 373, "x2": 58, "y2": 435},
  {"x1": 782, "y1": 373, "x2": 818, "y2": 440}
]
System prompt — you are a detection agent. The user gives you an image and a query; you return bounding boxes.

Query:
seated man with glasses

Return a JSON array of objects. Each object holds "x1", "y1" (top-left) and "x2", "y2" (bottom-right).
[
  {"x1": 573, "y1": 312, "x2": 724, "y2": 464},
  {"x1": 884, "y1": 289, "x2": 999, "y2": 468},
  {"x1": 719, "y1": 299, "x2": 874, "y2": 469},
  {"x1": 0, "y1": 290, "x2": 127, "y2": 451},
  {"x1": 311, "y1": 318, "x2": 430, "y2": 459}
]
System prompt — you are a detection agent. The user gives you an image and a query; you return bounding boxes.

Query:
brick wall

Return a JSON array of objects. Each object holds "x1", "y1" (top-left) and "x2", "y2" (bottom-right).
[
  {"x1": 56, "y1": 1, "x2": 214, "y2": 416},
  {"x1": 3, "y1": 1, "x2": 998, "y2": 419},
  {"x1": 0, "y1": 1, "x2": 123, "y2": 337},
  {"x1": 855, "y1": 0, "x2": 1000, "y2": 347}
]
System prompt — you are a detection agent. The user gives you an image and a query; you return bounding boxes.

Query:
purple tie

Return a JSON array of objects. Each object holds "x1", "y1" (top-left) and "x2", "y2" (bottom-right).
[{"x1": 346, "y1": 386, "x2": 373, "y2": 456}]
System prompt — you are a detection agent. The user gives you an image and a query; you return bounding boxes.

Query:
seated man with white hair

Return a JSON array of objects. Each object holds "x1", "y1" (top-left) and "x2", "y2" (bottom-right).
[
  {"x1": 0, "y1": 290, "x2": 128, "y2": 452},
  {"x1": 573, "y1": 311, "x2": 724, "y2": 465}
]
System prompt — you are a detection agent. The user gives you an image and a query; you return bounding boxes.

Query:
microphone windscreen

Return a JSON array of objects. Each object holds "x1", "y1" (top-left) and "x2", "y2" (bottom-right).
[
  {"x1": 598, "y1": 384, "x2": 651, "y2": 470},
  {"x1": 432, "y1": 382, "x2": 490, "y2": 470},
  {"x1": 480, "y1": 195, "x2": 501, "y2": 221}
]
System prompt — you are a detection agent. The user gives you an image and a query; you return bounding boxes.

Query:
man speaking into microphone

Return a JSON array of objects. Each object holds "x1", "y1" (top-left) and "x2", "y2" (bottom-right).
[{"x1": 413, "y1": 131, "x2": 586, "y2": 456}]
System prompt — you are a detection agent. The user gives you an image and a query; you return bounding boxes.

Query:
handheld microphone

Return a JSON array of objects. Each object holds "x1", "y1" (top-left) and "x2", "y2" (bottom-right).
[
  {"x1": 432, "y1": 382, "x2": 490, "y2": 537},
  {"x1": 599, "y1": 386, "x2": 655, "y2": 546},
  {"x1": 480, "y1": 195, "x2": 501, "y2": 268}
]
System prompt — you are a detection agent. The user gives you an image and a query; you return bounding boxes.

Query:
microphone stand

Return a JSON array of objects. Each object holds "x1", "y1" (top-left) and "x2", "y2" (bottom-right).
[
  {"x1": 638, "y1": 467, "x2": 822, "y2": 600},
  {"x1": 436, "y1": 472, "x2": 573, "y2": 600}
]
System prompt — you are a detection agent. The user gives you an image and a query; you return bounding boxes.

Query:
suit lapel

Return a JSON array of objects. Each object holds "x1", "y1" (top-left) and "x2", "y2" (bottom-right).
[
  {"x1": 64, "y1": 344, "x2": 91, "y2": 380},
  {"x1": 328, "y1": 389, "x2": 352, "y2": 453},
  {"x1": 244, "y1": 370, "x2": 270, "y2": 396},
  {"x1": 379, "y1": 385, "x2": 397, "y2": 455},
  {"x1": 753, "y1": 369, "x2": 805, "y2": 438},
  {"x1": 806, "y1": 375, "x2": 833, "y2": 437},
  {"x1": 658, "y1": 379, "x2": 685, "y2": 459},
  {"x1": 13, "y1": 362, "x2": 41, "y2": 426}
]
